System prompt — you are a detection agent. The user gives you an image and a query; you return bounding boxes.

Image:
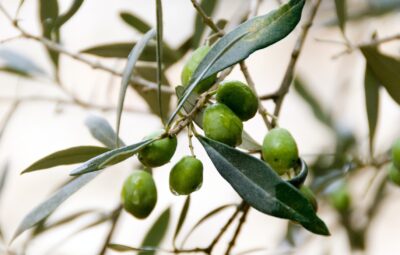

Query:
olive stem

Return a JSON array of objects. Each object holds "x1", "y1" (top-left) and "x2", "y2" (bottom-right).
[
  {"x1": 188, "y1": 124, "x2": 196, "y2": 157},
  {"x1": 190, "y1": 0, "x2": 224, "y2": 37},
  {"x1": 224, "y1": 204, "x2": 250, "y2": 255},
  {"x1": 0, "y1": 4, "x2": 174, "y2": 95},
  {"x1": 99, "y1": 205, "x2": 123, "y2": 255}
]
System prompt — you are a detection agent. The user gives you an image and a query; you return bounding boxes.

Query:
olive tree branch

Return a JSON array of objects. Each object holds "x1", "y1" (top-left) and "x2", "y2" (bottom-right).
[
  {"x1": 190, "y1": 0, "x2": 224, "y2": 36},
  {"x1": 0, "y1": 3, "x2": 174, "y2": 95},
  {"x1": 99, "y1": 205, "x2": 123, "y2": 255},
  {"x1": 259, "y1": 0, "x2": 322, "y2": 127},
  {"x1": 224, "y1": 204, "x2": 250, "y2": 255}
]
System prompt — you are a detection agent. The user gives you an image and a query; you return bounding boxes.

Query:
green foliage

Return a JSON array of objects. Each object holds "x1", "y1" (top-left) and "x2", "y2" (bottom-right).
[
  {"x1": 392, "y1": 139, "x2": 400, "y2": 169},
  {"x1": 334, "y1": 0, "x2": 347, "y2": 33},
  {"x1": 364, "y1": 65, "x2": 380, "y2": 154}
]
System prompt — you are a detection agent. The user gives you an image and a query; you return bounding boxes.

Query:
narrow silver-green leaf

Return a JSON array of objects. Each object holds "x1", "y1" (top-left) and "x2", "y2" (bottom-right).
[
  {"x1": 155, "y1": 0, "x2": 164, "y2": 121},
  {"x1": 69, "y1": 139, "x2": 155, "y2": 176},
  {"x1": 116, "y1": 28, "x2": 156, "y2": 146},
  {"x1": 361, "y1": 46, "x2": 400, "y2": 105},
  {"x1": 138, "y1": 207, "x2": 171, "y2": 255},
  {"x1": 120, "y1": 12, "x2": 151, "y2": 34},
  {"x1": 12, "y1": 170, "x2": 102, "y2": 242},
  {"x1": 21, "y1": 146, "x2": 110, "y2": 174},
  {"x1": 39, "y1": 0, "x2": 59, "y2": 67},
  {"x1": 334, "y1": 0, "x2": 347, "y2": 33},
  {"x1": 197, "y1": 136, "x2": 330, "y2": 236},
  {"x1": 364, "y1": 64, "x2": 380, "y2": 155},
  {"x1": 173, "y1": 196, "x2": 190, "y2": 248},
  {"x1": 168, "y1": 0, "x2": 306, "y2": 125},
  {"x1": 85, "y1": 115, "x2": 125, "y2": 149},
  {"x1": 0, "y1": 50, "x2": 46, "y2": 77},
  {"x1": 52, "y1": 0, "x2": 84, "y2": 31},
  {"x1": 108, "y1": 244, "x2": 161, "y2": 253}
]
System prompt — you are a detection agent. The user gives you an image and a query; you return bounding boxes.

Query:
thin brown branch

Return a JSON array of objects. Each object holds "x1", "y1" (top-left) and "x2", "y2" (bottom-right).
[
  {"x1": 224, "y1": 204, "x2": 250, "y2": 255},
  {"x1": 0, "y1": 4, "x2": 174, "y2": 95},
  {"x1": 190, "y1": 0, "x2": 224, "y2": 36},
  {"x1": 271, "y1": 0, "x2": 323, "y2": 127},
  {"x1": 98, "y1": 205, "x2": 123, "y2": 255}
]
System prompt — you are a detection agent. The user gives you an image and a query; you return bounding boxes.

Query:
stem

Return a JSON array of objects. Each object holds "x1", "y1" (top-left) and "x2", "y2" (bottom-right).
[
  {"x1": 224, "y1": 204, "x2": 250, "y2": 255},
  {"x1": 98, "y1": 205, "x2": 123, "y2": 255},
  {"x1": 190, "y1": 0, "x2": 224, "y2": 36}
]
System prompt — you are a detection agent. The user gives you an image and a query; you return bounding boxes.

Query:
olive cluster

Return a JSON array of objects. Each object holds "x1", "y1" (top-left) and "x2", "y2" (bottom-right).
[
  {"x1": 388, "y1": 139, "x2": 400, "y2": 186},
  {"x1": 120, "y1": 46, "x2": 320, "y2": 219}
]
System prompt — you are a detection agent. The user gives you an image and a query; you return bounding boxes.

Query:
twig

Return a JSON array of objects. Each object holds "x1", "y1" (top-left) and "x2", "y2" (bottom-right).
[
  {"x1": 0, "y1": 4, "x2": 174, "y2": 95},
  {"x1": 0, "y1": 100, "x2": 20, "y2": 140},
  {"x1": 190, "y1": 0, "x2": 224, "y2": 36},
  {"x1": 98, "y1": 205, "x2": 123, "y2": 255},
  {"x1": 270, "y1": 0, "x2": 323, "y2": 127},
  {"x1": 224, "y1": 204, "x2": 250, "y2": 255}
]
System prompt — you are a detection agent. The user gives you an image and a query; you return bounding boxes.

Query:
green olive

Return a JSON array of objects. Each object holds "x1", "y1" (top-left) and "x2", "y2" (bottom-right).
[
  {"x1": 138, "y1": 130, "x2": 177, "y2": 167},
  {"x1": 391, "y1": 138, "x2": 400, "y2": 169},
  {"x1": 181, "y1": 45, "x2": 217, "y2": 93},
  {"x1": 216, "y1": 80, "x2": 258, "y2": 121},
  {"x1": 299, "y1": 186, "x2": 318, "y2": 211},
  {"x1": 388, "y1": 163, "x2": 400, "y2": 186},
  {"x1": 262, "y1": 128, "x2": 299, "y2": 175},
  {"x1": 169, "y1": 156, "x2": 203, "y2": 195},
  {"x1": 121, "y1": 170, "x2": 157, "y2": 219},
  {"x1": 203, "y1": 103, "x2": 243, "y2": 147},
  {"x1": 329, "y1": 185, "x2": 351, "y2": 212}
]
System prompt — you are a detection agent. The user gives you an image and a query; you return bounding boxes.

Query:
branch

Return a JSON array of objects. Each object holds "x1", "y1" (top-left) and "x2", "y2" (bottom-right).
[
  {"x1": 224, "y1": 204, "x2": 250, "y2": 255},
  {"x1": 99, "y1": 205, "x2": 123, "y2": 255},
  {"x1": 190, "y1": 0, "x2": 224, "y2": 36},
  {"x1": 0, "y1": 4, "x2": 174, "y2": 95}
]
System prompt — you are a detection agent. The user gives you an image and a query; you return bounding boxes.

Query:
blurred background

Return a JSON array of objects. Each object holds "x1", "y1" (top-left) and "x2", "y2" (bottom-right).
[{"x1": 0, "y1": 0, "x2": 400, "y2": 254}]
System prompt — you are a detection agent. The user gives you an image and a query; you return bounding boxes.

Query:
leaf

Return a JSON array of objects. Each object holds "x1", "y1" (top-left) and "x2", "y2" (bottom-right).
[
  {"x1": 361, "y1": 46, "x2": 400, "y2": 105},
  {"x1": 181, "y1": 203, "x2": 236, "y2": 247},
  {"x1": 108, "y1": 244, "x2": 160, "y2": 253},
  {"x1": 0, "y1": 162, "x2": 9, "y2": 204},
  {"x1": 39, "y1": 0, "x2": 60, "y2": 68},
  {"x1": 12, "y1": 170, "x2": 102, "y2": 242},
  {"x1": 168, "y1": 0, "x2": 306, "y2": 125},
  {"x1": 120, "y1": 12, "x2": 151, "y2": 34},
  {"x1": 85, "y1": 115, "x2": 125, "y2": 149},
  {"x1": 192, "y1": 0, "x2": 219, "y2": 48},
  {"x1": 155, "y1": 0, "x2": 164, "y2": 122},
  {"x1": 69, "y1": 139, "x2": 155, "y2": 176},
  {"x1": 334, "y1": 0, "x2": 347, "y2": 33},
  {"x1": 138, "y1": 207, "x2": 171, "y2": 255},
  {"x1": 0, "y1": 49, "x2": 46, "y2": 77},
  {"x1": 364, "y1": 64, "x2": 380, "y2": 155},
  {"x1": 116, "y1": 29, "x2": 157, "y2": 145},
  {"x1": 173, "y1": 196, "x2": 190, "y2": 248},
  {"x1": 197, "y1": 136, "x2": 330, "y2": 236},
  {"x1": 175, "y1": 86, "x2": 261, "y2": 152},
  {"x1": 294, "y1": 77, "x2": 332, "y2": 128},
  {"x1": 21, "y1": 146, "x2": 110, "y2": 174},
  {"x1": 52, "y1": 0, "x2": 84, "y2": 31}
]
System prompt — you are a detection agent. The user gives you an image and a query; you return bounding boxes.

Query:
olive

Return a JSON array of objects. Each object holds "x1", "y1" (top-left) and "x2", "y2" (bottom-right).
[
  {"x1": 299, "y1": 186, "x2": 318, "y2": 211},
  {"x1": 262, "y1": 128, "x2": 299, "y2": 175},
  {"x1": 169, "y1": 156, "x2": 203, "y2": 195},
  {"x1": 329, "y1": 185, "x2": 351, "y2": 212},
  {"x1": 391, "y1": 138, "x2": 400, "y2": 169},
  {"x1": 121, "y1": 170, "x2": 157, "y2": 219},
  {"x1": 203, "y1": 103, "x2": 243, "y2": 147},
  {"x1": 216, "y1": 80, "x2": 258, "y2": 121},
  {"x1": 181, "y1": 45, "x2": 217, "y2": 93},
  {"x1": 388, "y1": 163, "x2": 400, "y2": 186},
  {"x1": 138, "y1": 130, "x2": 177, "y2": 167}
]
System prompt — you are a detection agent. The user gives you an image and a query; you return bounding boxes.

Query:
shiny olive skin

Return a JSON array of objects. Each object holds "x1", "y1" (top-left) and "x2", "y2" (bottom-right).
[
  {"x1": 262, "y1": 128, "x2": 299, "y2": 175},
  {"x1": 300, "y1": 186, "x2": 318, "y2": 211},
  {"x1": 329, "y1": 185, "x2": 351, "y2": 212},
  {"x1": 181, "y1": 45, "x2": 217, "y2": 93},
  {"x1": 391, "y1": 138, "x2": 400, "y2": 169},
  {"x1": 203, "y1": 103, "x2": 243, "y2": 147},
  {"x1": 138, "y1": 130, "x2": 177, "y2": 167},
  {"x1": 121, "y1": 170, "x2": 157, "y2": 219},
  {"x1": 170, "y1": 156, "x2": 203, "y2": 195},
  {"x1": 216, "y1": 80, "x2": 258, "y2": 121},
  {"x1": 388, "y1": 164, "x2": 400, "y2": 186}
]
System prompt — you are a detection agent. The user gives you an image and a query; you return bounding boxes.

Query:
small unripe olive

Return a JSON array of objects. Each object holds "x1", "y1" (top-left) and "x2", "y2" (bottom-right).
[
  {"x1": 121, "y1": 170, "x2": 157, "y2": 219},
  {"x1": 169, "y1": 156, "x2": 203, "y2": 195},
  {"x1": 138, "y1": 130, "x2": 177, "y2": 167},
  {"x1": 391, "y1": 138, "x2": 400, "y2": 169},
  {"x1": 216, "y1": 80, "x2": 258, "y2": 121},
  {"x1": 299, "y1": 186, "x2": 318, "y2": 211},
  {"x1": 262, "y1": 128, "x2": 299, "y2": 175},
  {"x1": 329, "y1": 185, "x2": 351, "y2": 212},
  {"x1": 388, "y1": 163, "x2": 400, "y2": 186},
  {"x1": 203, "y1": 103, "x2": 243, "y2": 147},
  {"x1": 181, "y1": 45, "x2": 217, "y2": 93}
]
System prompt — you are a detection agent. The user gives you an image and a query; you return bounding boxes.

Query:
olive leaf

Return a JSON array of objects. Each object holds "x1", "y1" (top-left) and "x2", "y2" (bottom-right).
[
  {"x1": 175, "y1": 86, "x2": 261, "y2": 152},
  {"x1": 120, "y1": 12, "x2": 151, "y2": 34},
  {"x1": 39, "y1": 0, "x2": 59, "y2": 68},
  {"x1": 361, "y1": 46, "x2": 400, "y2": 105},
  {"x1": 364, "y1": 64, "x2": 380, "y2": 155},
  {"x1": 173, "y1": 196, "x2": 191, "y2": 248},
  {"x1": 21, "y1": 146, "x2": 110, "y2": 174},
  {"x1": 85, "y1": 115, "x2": 125, "y2": 149},
  {"x1": 138, "y1": 207, "x2": 171, "y2": 255},
  {"x1": 116, "y1": 28, "x2": 157, "y2": 146},
  {"x1": 0, "y1": 49, "x2": 46, "y2": 77},
  {"x1": 51, "y1": 0, "x2": 84, "y2": 32},
  {"x1": 167, "y1": 0, "x2": 306, "y2": 125},
  {"x1": 0, "y1": 162, "x2": 9, "y2": 205},
  {"x1": 69, "y1": 139, "x2": 155, "y2": 176},
  {"x1": 334, "y1": 0, "x2": 347, "y2": 33},
  {"x1": 197, "y1": 136, "x2": 330, "y2": 236},
  {"x1": 12, "y1": 170, "x2": 102, "y2": 242},
  {"x1": 155, "y1": 0, "x2": 164, "y2": 121}
]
